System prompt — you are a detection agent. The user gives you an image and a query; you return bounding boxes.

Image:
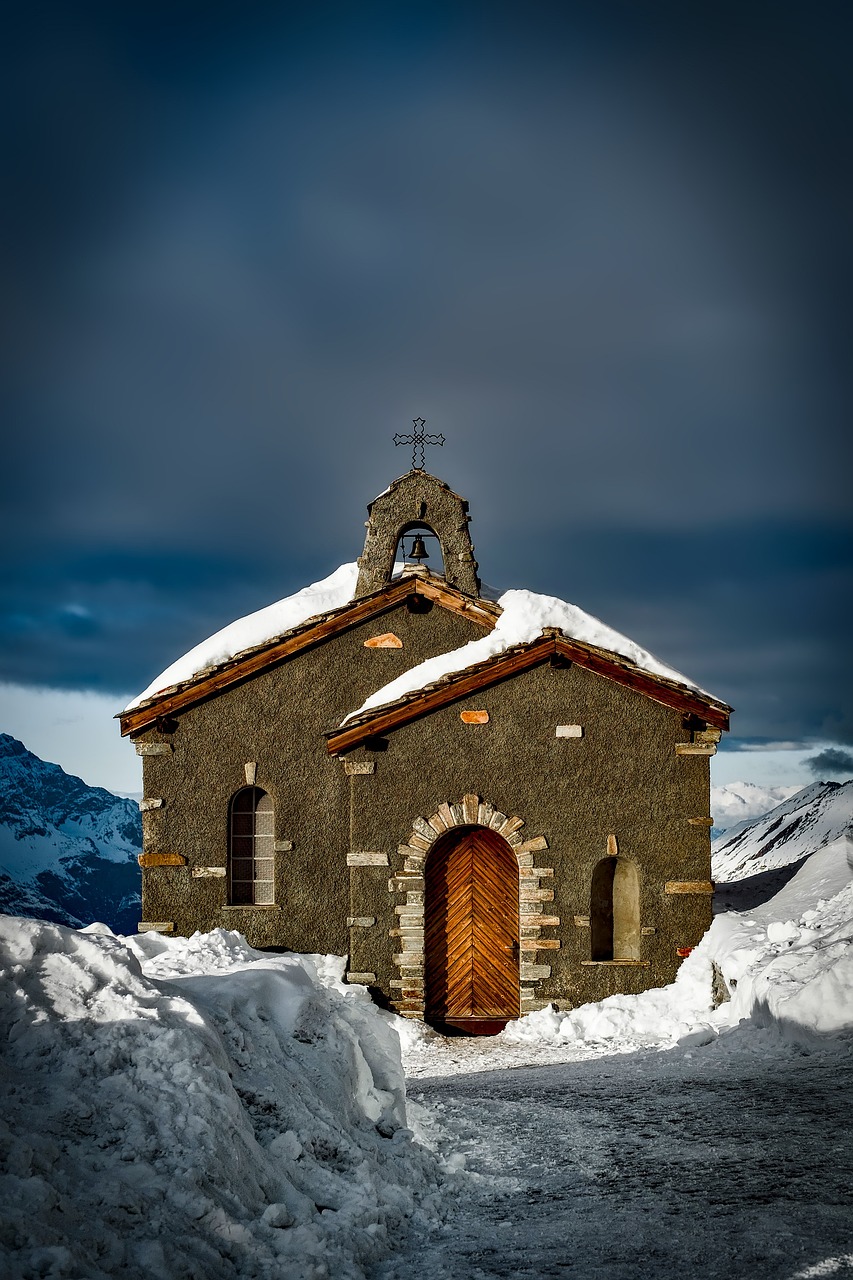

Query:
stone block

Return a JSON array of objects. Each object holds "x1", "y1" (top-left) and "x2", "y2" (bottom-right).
[
  {"x1": 516, "y1": 835, "x2": 548, "y2": 854},
  {"x1": 412, "y1": 817, "x2": 437, "y2": 843},
  {"x1": 343, "y1": 759, "x2": 375, "y2": 775}
]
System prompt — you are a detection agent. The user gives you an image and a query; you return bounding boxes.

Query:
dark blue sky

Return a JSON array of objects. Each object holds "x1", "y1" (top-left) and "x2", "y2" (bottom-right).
[{"x1": 2, "y1": 1, "x2": 851, "y2": 758}]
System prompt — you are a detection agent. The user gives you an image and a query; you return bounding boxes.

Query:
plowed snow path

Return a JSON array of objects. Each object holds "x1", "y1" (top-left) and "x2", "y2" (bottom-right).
[{"x1": 374, "y1": 1041, "x2": 853, "y2": 1280}]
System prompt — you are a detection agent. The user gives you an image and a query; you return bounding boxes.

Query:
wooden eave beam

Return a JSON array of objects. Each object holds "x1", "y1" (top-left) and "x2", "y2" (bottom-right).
[
  {"x1": 326, "y1": 635, "x2": 731, "y2": 754},
  {"x1": 119, "y1": 576, "x2": 496, "y2": 736},
  {"x1": 552, "y1": 637, "x2": 732, "y2": 730},
  {"x1": 327, "y1": 638, "x2": 554, "y2": 753}
]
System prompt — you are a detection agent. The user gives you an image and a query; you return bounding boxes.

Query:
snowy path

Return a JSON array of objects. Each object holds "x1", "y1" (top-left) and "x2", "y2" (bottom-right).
[{"x1": 374, "y1": 1039, "x2": 853, "y2": 1280}]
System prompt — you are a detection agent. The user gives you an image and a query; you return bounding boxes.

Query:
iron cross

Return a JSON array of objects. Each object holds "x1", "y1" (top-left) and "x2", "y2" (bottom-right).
[{"x1": 393, "y1": 418, "x2": 445, "y2": 471}]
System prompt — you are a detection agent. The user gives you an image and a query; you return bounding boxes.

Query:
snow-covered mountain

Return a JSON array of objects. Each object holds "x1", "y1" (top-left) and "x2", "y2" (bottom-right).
[
  {"x1": 0, "y1": 733, "x2": 141, "y2": 931},
  {"x1": 710, "y1": 780, "x2": 802, "y2": 832},
  {"x1": 711, "y1": 780, "x2": 853, "y2": 909}
]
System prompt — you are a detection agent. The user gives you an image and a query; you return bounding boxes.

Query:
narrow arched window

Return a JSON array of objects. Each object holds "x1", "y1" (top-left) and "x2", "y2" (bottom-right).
[
  {"x1": 229, "y1": 787, "x2": 275, "y2": 905},
  {"x1": 590, "y1": 857, "x2": 640, "y2": 961}
]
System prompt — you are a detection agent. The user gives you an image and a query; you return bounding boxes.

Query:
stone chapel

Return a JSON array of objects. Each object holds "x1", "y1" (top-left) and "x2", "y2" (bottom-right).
[{"x1": 120, "y1": 461, "x2": 732, "y2": 1032}]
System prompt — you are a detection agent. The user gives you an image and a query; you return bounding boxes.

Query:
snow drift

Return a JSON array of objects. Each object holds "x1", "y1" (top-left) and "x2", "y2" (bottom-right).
[{"x1": 0, "y1": 922, "x2": 444, "y2": 1280}]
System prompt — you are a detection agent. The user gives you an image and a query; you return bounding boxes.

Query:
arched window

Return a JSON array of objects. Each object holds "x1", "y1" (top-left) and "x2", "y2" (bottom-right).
[
  {"x1": 590, "y1": 857, "x2": 640, "y2": 961},
  {"x1": 229, "y1": 787, "x2": 274, "y2": 905}
]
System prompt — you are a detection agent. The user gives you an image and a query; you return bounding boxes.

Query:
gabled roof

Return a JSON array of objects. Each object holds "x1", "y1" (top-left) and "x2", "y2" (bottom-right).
[
  {"x1": 118, "y1": 571, "x2": 498, "y2": 736},
  {"x1": 325, "y1": 630, "x2": 732, "y2": 754}
]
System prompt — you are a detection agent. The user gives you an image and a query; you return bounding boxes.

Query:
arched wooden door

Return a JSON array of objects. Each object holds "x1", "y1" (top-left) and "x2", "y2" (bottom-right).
[{"x1": 424, "y1": 825, "x2": 519, "y2": 1034}]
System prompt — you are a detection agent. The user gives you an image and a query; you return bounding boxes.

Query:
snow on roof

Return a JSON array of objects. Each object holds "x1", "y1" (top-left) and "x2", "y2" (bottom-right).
[
  {"x1": 123, "y1": 563, "x2": 359, "y2": 711},
  {"x1": 124, "y1": 563, "x2": 714, "y2": 721},
  {"x1": 342, "y1": 586, "x2": 708, "y2": 724}
]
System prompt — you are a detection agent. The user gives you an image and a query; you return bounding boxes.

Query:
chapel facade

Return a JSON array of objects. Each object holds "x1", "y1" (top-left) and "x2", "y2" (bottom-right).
[{"x1": 121, "y1": 467, "x2": 731, "y2": 1031}]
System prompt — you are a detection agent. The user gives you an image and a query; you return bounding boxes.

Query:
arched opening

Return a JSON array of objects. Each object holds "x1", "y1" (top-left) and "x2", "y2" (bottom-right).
[
  {"x1": 228, "y1": 787, "x2": 274, "y2": 905},
  {"x1": 393, "y1": 522, "x2": 446, "y2": 577},
  {"x1": 590, "y1": 857, "x2": 641, "y2": 961},
  {"x1": 424, "y1": 824, "x2": 519, "y2": 1034}
]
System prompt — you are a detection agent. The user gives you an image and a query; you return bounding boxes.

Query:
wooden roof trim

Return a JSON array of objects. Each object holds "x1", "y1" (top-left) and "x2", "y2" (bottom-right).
[
  {"x1": 327, "y1": 638, "x2": 554, "y2": 753},
  {"x1": 119, "y1": 575, "x2": 497, "y2": 736},
  {"x1": 326, "y1": 635, "x2": 731, "y2": 754},
  {"x1": 552, "y1": 637, "x2": 732, "y2": 728}
]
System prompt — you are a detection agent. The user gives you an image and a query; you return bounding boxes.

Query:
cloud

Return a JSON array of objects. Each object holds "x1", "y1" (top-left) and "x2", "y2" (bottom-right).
[
  {"x1": 0, "y1": 2, "x2": 850, "y2": 758},
  {"x1": 804, "y1": 748, "x2": 853, "y2": 779}
]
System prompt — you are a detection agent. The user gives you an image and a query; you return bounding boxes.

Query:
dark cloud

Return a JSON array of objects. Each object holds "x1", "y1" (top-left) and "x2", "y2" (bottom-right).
[
  {"x1": 1, "y1": 3, "x2": 851, "y2": 746},
  {"x1": 804, "y1": 748, "x2": 853, "y2": 779}
]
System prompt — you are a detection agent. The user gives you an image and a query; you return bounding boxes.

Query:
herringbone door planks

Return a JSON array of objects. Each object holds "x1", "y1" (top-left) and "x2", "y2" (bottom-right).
[{"x1": 424, "y1": 826, "x2": 519, "y2": 1023}]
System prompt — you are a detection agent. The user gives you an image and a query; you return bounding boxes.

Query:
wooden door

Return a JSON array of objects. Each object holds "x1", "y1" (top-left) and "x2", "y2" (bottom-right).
[{"x1": 424, "y1": 826, "x2": 519, "y2": 1031}]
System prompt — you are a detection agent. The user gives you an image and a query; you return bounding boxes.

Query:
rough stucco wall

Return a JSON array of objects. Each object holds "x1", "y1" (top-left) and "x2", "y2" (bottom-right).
[
  {"x1": 355, "y1": 471, "x2": 479, "y2": 597},
  {"x1": 345, "y1": 661, "x2": 713, "y2": 1010},
  {"x1": 137, "y1": 597, "x2": 483, "y2": 951}
]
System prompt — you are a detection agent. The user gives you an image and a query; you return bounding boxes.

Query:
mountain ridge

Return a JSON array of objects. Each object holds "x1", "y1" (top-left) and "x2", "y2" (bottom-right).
[{"x1": 0, "y1": 733, "x2": 141, "y2": 931}]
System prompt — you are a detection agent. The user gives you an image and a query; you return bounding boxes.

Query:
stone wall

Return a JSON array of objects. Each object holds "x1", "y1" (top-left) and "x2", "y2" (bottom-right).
[
  {"x1": 342, "y1": 661, "x2": 713, "y2": 1012},
  {"x1": 135, "y1": 596, "x2": 483, "y2": 950}
]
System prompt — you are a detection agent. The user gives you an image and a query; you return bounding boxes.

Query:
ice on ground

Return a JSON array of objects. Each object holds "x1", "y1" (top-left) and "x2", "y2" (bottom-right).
[
  {"x1": 124, "y1": 563, "x2": 359, "y2": 710},
  {"x1": 503, "y1": 835, "x2": 853, "y2": 1055},
  {"x1": 345, "y1": 586, "x2": 709, "y2": 722},
  {"x1": 0, "y1": 921, "x2": 445, "y2": 1280}
]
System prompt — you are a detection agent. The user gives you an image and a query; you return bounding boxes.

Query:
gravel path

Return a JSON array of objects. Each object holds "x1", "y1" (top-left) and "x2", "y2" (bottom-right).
[{"x1": 372, "y1": 1039, "x2": 853, "y2": 1280}]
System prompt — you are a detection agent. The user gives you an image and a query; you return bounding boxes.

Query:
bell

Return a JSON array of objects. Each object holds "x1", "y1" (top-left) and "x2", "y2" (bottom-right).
[{"x1": 408, "y1": 534, "x2": 429, "y2": 563}]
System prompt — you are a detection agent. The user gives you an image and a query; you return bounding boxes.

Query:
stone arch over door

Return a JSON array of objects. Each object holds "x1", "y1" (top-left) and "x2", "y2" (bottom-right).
[{"x1": 390, "y1": 794, "x2": 557, "y2": 1026}]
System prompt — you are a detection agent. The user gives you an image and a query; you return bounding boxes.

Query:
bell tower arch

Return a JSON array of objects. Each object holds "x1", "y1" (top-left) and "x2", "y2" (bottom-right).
[{"x1": 355, "y1": 470, "x2": 480, "y2": 598}]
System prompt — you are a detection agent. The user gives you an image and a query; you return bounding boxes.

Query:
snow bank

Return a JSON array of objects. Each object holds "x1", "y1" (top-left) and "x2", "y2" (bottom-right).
[
  {"x1": 0, "y1": 921, "x2": 445, "y2": 1279},
  {"x1": 504, "y1": 836, "x2": 853, "y2": 1053},
  {"x1": 710, "y1": 836, "x2": 853, "y2": 1038},
  {"x1": 346, "y1": 586, "x2": 704, "y2": 722},
  {"x1": 124, "y1": 564, "x2": 359, "y2": 710}
]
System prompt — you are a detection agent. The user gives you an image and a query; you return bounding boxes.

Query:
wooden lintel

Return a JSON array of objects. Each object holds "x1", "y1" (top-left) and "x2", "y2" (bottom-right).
[{"x1": 665, "y1": 881, "x2": 715, "y2": 894}]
